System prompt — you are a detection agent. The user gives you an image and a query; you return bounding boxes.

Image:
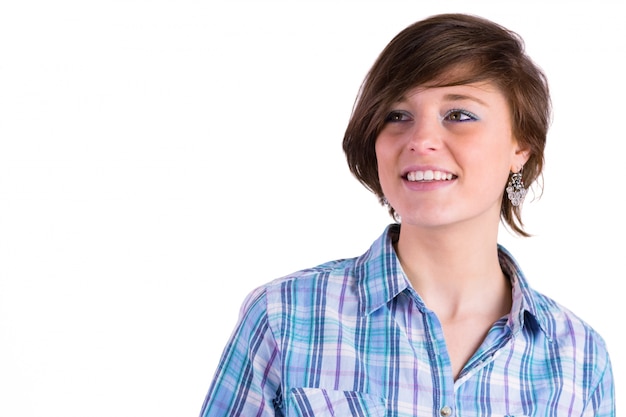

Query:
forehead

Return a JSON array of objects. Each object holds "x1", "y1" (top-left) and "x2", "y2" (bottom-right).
[
  {"x1": 399, "y1": 81, "x2": 506, "y2": 105},
  {"x1": 427, "y1": 62, "x2": 492, "y2": 85},
  {"x1": 391, "y1": 60, "x2": 506, "y2": 101}
]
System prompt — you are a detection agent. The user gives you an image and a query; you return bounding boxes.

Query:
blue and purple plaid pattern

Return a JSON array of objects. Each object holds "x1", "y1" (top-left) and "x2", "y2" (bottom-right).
[{"x1": 200, "y1": 224, "x2": 614, "y2": 416}]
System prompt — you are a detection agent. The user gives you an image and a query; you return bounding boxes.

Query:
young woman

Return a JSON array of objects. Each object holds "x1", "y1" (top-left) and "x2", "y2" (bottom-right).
[{"x1": 200, "y1": 13, "x2": 615, "y2": 416}]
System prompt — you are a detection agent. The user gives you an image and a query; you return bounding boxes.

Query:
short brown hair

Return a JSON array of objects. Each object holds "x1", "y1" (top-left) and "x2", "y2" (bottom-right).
[{"x1": 342, "y1": 13, "x2": 551, "y2": 236}]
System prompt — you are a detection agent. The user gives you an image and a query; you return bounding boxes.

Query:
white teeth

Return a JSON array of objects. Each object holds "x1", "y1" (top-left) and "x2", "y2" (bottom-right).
[{"x1": 406, "y1": 170, "x2": 454, "y2": 182}]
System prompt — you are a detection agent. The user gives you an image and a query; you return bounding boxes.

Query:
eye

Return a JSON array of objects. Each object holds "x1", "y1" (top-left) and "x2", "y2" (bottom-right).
[
  {"x1": 444, "y1": 109, "x2": 478, "y2": 122},
  {"x1": 385, "y1": 110, "x2": 412, "y2": 123}
]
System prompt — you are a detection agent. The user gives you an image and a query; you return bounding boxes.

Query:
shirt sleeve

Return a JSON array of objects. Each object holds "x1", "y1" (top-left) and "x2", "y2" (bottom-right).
[
  {"x1": 584, "y1": 348, "x2": 615, "y2": 417},
  {"x1": 199, "y1": 287, "x2": 282, "y2": 416}
]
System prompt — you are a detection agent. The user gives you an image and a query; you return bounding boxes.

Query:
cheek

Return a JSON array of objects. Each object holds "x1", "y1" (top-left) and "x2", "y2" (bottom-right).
[
  {"x1": 374, "y1": 136, "x2": 385, "y2": 158},
  {"x1": 373, "y1": 141, "x2": 395, "y2": 192},
  {"x1": 374, "y1": 139, "x2": 391, "y2": 172},
  {"x1": 462, "y1": 134, "x2": 513, "y2": 166},
  {"x1": 457, "y1": 143, "x2": 511, "y2": 189}
]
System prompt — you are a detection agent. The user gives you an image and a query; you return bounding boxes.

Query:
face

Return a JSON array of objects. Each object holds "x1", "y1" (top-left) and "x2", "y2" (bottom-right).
[{"x1": 375, "y1": 81, "x2": 529, "y2": 231}]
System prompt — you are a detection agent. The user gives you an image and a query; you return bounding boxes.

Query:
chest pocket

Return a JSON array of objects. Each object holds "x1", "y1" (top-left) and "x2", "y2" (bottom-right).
[{"x1": 289, "y1": 387, "x2": 386, "y2": 417}]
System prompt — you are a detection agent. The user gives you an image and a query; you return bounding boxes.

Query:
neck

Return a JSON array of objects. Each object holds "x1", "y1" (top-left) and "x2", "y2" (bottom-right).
[{"x1": 395, "y1": 221, "x2": 510, "y2": 319}]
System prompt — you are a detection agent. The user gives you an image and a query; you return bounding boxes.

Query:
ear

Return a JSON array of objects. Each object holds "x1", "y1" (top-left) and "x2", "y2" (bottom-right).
[{"x1": 511, "y1": 142, "x2": 531, "y2": 172}]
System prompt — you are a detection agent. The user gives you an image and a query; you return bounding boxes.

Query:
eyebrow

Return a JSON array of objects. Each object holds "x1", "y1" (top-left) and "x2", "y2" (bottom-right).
[{"x1": 442, "y1": 93, "x2": 488, "y2": 106}]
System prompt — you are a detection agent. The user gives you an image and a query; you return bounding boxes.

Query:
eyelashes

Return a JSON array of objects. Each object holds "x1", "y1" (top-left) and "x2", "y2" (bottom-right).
[
  {"x1": 384, "y1": 108, "x2": 479, "y2": 124},
  {"x1": 443, "y1": 109, "x2": 478, "y2": 122},
  {"x1": 385, "y1": 110, "x2": 412, "y2": 123}
]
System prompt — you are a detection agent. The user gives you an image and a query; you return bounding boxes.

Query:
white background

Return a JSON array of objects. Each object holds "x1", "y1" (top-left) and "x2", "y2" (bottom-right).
[{"x1": 0, "y1": 1, "x2": 623, "y2": 416}]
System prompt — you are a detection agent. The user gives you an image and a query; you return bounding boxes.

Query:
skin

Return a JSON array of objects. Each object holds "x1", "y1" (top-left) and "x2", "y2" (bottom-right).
[{"x1": 375, "y1": 80, "x2": 530, "y2": 379}]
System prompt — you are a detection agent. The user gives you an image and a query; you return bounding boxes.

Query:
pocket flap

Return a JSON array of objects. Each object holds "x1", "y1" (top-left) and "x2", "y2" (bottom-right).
[{"x1": 289, "y1": 387, "x2": 386, "y2": 417}]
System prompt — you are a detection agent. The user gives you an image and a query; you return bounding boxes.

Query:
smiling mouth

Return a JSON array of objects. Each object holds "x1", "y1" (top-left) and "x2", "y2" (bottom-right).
[{"x1": 405, "y1": 170, "x2": 456, "y2": 182}]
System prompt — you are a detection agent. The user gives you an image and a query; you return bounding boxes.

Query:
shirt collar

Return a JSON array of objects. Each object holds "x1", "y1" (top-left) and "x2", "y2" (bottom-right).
[
  {"x1": 498, "y1": 245, "x2": 553, "y2": 341},
  {"x1": 355, "y1": 224, "x2": 552, "y2": 340},
  {"x1": 356, "y1": 224, "x2": 409, "y2": 316}
]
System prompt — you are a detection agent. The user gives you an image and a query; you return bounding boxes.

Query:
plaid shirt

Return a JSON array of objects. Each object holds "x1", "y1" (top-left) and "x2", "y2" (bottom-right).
[{"x1": 200, "y1": 224, "x2": 614, "y2": 416}]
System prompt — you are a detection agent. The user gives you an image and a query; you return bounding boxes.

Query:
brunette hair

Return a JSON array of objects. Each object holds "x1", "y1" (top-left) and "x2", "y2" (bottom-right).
[{"x1": 342, "y1": 13, "x2": 551, "y2": 236}]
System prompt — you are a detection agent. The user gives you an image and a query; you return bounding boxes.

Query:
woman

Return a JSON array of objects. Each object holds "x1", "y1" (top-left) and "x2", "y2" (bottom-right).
[{"x1": 200, "y1": 13, "x2": 615, "y2": 416}]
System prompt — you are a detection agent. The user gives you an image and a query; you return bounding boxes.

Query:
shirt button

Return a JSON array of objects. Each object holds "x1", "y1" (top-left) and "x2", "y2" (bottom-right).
[{"x1": 440, "y1": 405, "x2": 452, "y2": 416}]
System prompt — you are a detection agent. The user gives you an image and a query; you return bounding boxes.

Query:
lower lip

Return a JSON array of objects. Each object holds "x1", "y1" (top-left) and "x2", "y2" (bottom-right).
[{"x1": 403, "y1": 178, "x2": 456, "y2": 191}]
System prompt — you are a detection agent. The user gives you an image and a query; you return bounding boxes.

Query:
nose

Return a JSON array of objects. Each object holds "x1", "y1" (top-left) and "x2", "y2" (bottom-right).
[{"x1": 408, "y1": 116, "x2": 441, "y2": 153}]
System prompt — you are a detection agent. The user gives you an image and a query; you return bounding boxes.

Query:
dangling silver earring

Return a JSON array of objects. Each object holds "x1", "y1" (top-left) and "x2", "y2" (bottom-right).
[{"x1": 506, "y1": 168, "x2": 526, "y2": 207}]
